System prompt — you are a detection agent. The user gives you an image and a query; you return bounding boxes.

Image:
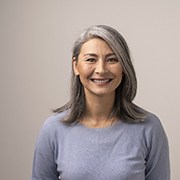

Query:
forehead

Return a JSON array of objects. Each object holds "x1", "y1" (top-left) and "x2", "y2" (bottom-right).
[{"x1": 80, "y1": 38, "x2": 114, "y2": 54}]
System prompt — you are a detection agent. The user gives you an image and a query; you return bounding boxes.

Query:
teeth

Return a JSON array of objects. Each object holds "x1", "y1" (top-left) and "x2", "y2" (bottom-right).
[{"x1": 93, "y1": 79, "x2": 110, "y2": 83}]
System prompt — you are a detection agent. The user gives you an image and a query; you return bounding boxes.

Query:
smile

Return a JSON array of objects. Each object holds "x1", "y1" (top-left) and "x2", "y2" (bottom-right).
[{"x1": 91, "y1": 79, "x2": 112, "y2": 84}]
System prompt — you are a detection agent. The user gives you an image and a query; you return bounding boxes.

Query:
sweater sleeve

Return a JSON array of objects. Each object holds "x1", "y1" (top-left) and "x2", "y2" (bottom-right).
[
  {"x1": 145, "y1": 115, "x2": 170, "y2": 180},
  {"x1": 31, "y1": 118, "x2": 60, "y2": 180}
]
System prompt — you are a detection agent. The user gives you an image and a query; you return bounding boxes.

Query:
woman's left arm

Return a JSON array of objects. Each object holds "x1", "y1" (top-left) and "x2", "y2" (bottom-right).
[{"x1": 145, "y1": 116, "x2": 170, "y2": 180}]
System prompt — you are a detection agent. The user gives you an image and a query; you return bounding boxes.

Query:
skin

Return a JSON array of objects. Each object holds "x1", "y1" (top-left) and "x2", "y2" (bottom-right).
[{"x1": 73, "y1": 38, "x2": 123, "y2": 128}]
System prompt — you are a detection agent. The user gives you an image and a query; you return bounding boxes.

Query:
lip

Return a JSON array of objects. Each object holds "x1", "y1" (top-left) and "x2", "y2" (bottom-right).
[{"x1": 90, "y1": 78, "x2": 113, "y2": 84}]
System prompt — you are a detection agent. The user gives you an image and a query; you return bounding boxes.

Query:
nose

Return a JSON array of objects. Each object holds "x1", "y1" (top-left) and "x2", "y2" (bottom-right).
[{"x1": 95, "y1": 60, "x2": 108, "y2": 74}]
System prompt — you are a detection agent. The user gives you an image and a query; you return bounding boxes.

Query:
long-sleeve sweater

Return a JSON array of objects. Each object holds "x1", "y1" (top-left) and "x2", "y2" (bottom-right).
[{"x1": 32, "y1": 111, "x2": 170, "y2": 180}]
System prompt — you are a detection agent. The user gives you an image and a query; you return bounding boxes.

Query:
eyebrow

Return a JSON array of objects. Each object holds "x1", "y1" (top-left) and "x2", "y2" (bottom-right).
[{"x1": 83, "y1": 53, "x2": 116, "y2": 58}]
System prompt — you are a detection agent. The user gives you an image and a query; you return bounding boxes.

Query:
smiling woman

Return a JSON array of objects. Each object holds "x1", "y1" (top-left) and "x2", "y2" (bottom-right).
[
  {"x1": 54, "y1": 25, "x2": 147, "y2": 125},
  {"x1": 73, "y1": 38, "x2": 123, "y2": 99},
  {"x1": 31, "y1": 25, "x2": 170, "y2": 180}
]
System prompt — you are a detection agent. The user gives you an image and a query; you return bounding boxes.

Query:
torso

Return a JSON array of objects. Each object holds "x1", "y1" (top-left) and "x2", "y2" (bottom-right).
[{"x1": 56, "y1": 119, "x2": 146, "y2": 180}]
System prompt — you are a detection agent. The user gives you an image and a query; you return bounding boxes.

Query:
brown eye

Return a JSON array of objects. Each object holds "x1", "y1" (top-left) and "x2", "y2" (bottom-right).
[
  {"x1": 107, "y1": 58, "x2": 118, "y2": 63},
  {"x1": 86, "y1": 58, "x2": 96, "y2": 62}
]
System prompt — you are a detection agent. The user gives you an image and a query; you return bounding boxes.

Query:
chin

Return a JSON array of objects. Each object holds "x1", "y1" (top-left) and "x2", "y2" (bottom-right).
[{"x1": 90, "y1": 90, "x2": 115, "y2": 97}]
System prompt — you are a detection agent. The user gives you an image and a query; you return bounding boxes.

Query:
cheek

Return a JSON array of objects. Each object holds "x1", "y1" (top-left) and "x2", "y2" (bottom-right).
[
  {"x1": 78, "y1": 65, "x2": 94, "y2": 78},
  {"x1": 119, "y1": 72, "x2": 124, "y2": 82},
  {"x1": 114, "y1": 68, "x2": 123, "y2": 84},
  {"x1": 118, "y1": 71, "x2": 123, "y2": 79},
  {"x1": 113, "y1": 66, "x2": 123, "y2": 77}
]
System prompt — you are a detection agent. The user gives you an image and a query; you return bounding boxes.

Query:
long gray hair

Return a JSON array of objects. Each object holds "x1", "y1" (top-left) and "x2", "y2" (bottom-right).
[{"x1": 54, "y1": 25, "x2": 147, "y2": 123}]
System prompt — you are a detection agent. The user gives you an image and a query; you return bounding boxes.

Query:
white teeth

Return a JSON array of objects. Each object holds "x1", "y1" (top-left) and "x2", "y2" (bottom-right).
[{"x1": 93, "y1": 79, "x2": 110, "y2": 83}]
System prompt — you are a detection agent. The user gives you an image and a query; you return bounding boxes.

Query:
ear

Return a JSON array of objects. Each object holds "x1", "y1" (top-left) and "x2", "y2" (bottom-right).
[{"x1": 72, "y1": 57, "x2": 79, "y2": 75}]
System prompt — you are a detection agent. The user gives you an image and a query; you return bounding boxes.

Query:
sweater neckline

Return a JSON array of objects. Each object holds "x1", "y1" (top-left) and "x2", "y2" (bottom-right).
[{"x1": 76, "y1": 119, "x2": 122, "y2": 132}]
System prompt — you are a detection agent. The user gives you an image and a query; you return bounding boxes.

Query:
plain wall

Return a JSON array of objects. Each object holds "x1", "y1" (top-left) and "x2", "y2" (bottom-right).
[{"x1": 0, "y1": 0, "x2": 179, "y2": 179}]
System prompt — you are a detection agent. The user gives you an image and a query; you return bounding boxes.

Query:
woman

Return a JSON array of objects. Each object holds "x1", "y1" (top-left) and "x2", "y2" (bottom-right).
[{"x1": 32, "y1": 25, "x2": 170, "y2": 180}]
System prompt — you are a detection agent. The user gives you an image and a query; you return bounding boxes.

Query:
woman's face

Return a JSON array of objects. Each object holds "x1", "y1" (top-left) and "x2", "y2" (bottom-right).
[{"x1": 73, "y1": 38, "x2": 123, "y2": 98}]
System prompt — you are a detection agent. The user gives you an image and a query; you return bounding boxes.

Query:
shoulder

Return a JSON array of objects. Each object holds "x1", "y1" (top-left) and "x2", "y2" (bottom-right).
[
  {"x1": 122, "y1": 112, "x2": 164, "y2": 133},
  {"x1": 143, "y1": 112, "x2": 168, "y2": 146},
  {"x1": 132, "y1": 112, "x2": 165, "y2": 132},
  {"x1": 43, "y1": 111, "x2": 68, "y2": 129},
  {"x1": 121, "y1": 112, "x2": 168, "y2": 149},
  {"x1": 143, "y1": 112, "x2": 162, "y2": 126},
  {"x1": 141, "y1": 112, "x2": 167, "y2": 138},
  {"x1": 37, "y1": 111, "x2": 71, "y2": 144}
]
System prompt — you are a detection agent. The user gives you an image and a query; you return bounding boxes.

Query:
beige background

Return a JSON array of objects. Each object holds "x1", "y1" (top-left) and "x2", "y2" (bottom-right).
[{"x1": 0, "y1": 0, "x2": 179, "y2": 179}]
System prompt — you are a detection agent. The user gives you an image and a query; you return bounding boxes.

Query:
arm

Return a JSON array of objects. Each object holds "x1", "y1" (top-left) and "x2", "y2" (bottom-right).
[
  {"x1": 145, "y1": 116, "x2": 170, "y2": 180},
  {"x1": 31, "y1": 119, "x2": 60, "y2": 180}
]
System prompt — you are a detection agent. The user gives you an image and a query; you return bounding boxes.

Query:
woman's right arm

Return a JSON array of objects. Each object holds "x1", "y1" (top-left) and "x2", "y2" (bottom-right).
[{"x1": 31, "y1": 120, "x2": 60, "y2": 180}]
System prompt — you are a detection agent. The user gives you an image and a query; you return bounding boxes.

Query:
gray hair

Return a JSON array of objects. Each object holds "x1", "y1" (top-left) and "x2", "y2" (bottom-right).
[{"x1": 54, "y1": 25, "x2": 147, "y2": 123}]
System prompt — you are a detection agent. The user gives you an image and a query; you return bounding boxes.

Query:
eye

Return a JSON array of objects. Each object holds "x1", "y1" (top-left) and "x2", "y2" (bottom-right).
[
  {"x1": 86, "y1": 58, "x2": 96, "y2": 63},
  {"x1": 107, "y1": 57, "x2": 118, "y2": 63}
]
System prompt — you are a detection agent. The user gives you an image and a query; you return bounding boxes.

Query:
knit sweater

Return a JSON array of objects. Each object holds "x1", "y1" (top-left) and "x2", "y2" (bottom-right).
[{"x1": 32, "y1": 111, "x2": 170, "y2": 180}]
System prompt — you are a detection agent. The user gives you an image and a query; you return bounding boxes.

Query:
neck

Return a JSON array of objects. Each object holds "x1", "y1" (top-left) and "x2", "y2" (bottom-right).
[{"x1": 84, "y1": 93, "x2": 115, "y2": 121}]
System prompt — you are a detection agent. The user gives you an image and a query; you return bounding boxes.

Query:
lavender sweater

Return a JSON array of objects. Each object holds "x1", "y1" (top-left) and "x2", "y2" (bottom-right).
[{"x1": 32, "y1": 112, "x2": 170, "y2": 180}]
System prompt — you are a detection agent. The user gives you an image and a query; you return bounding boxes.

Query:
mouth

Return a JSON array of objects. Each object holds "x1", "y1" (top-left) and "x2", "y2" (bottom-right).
[{"x1": 90, "y1": 78, "x2": 113, "y2": 84}]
